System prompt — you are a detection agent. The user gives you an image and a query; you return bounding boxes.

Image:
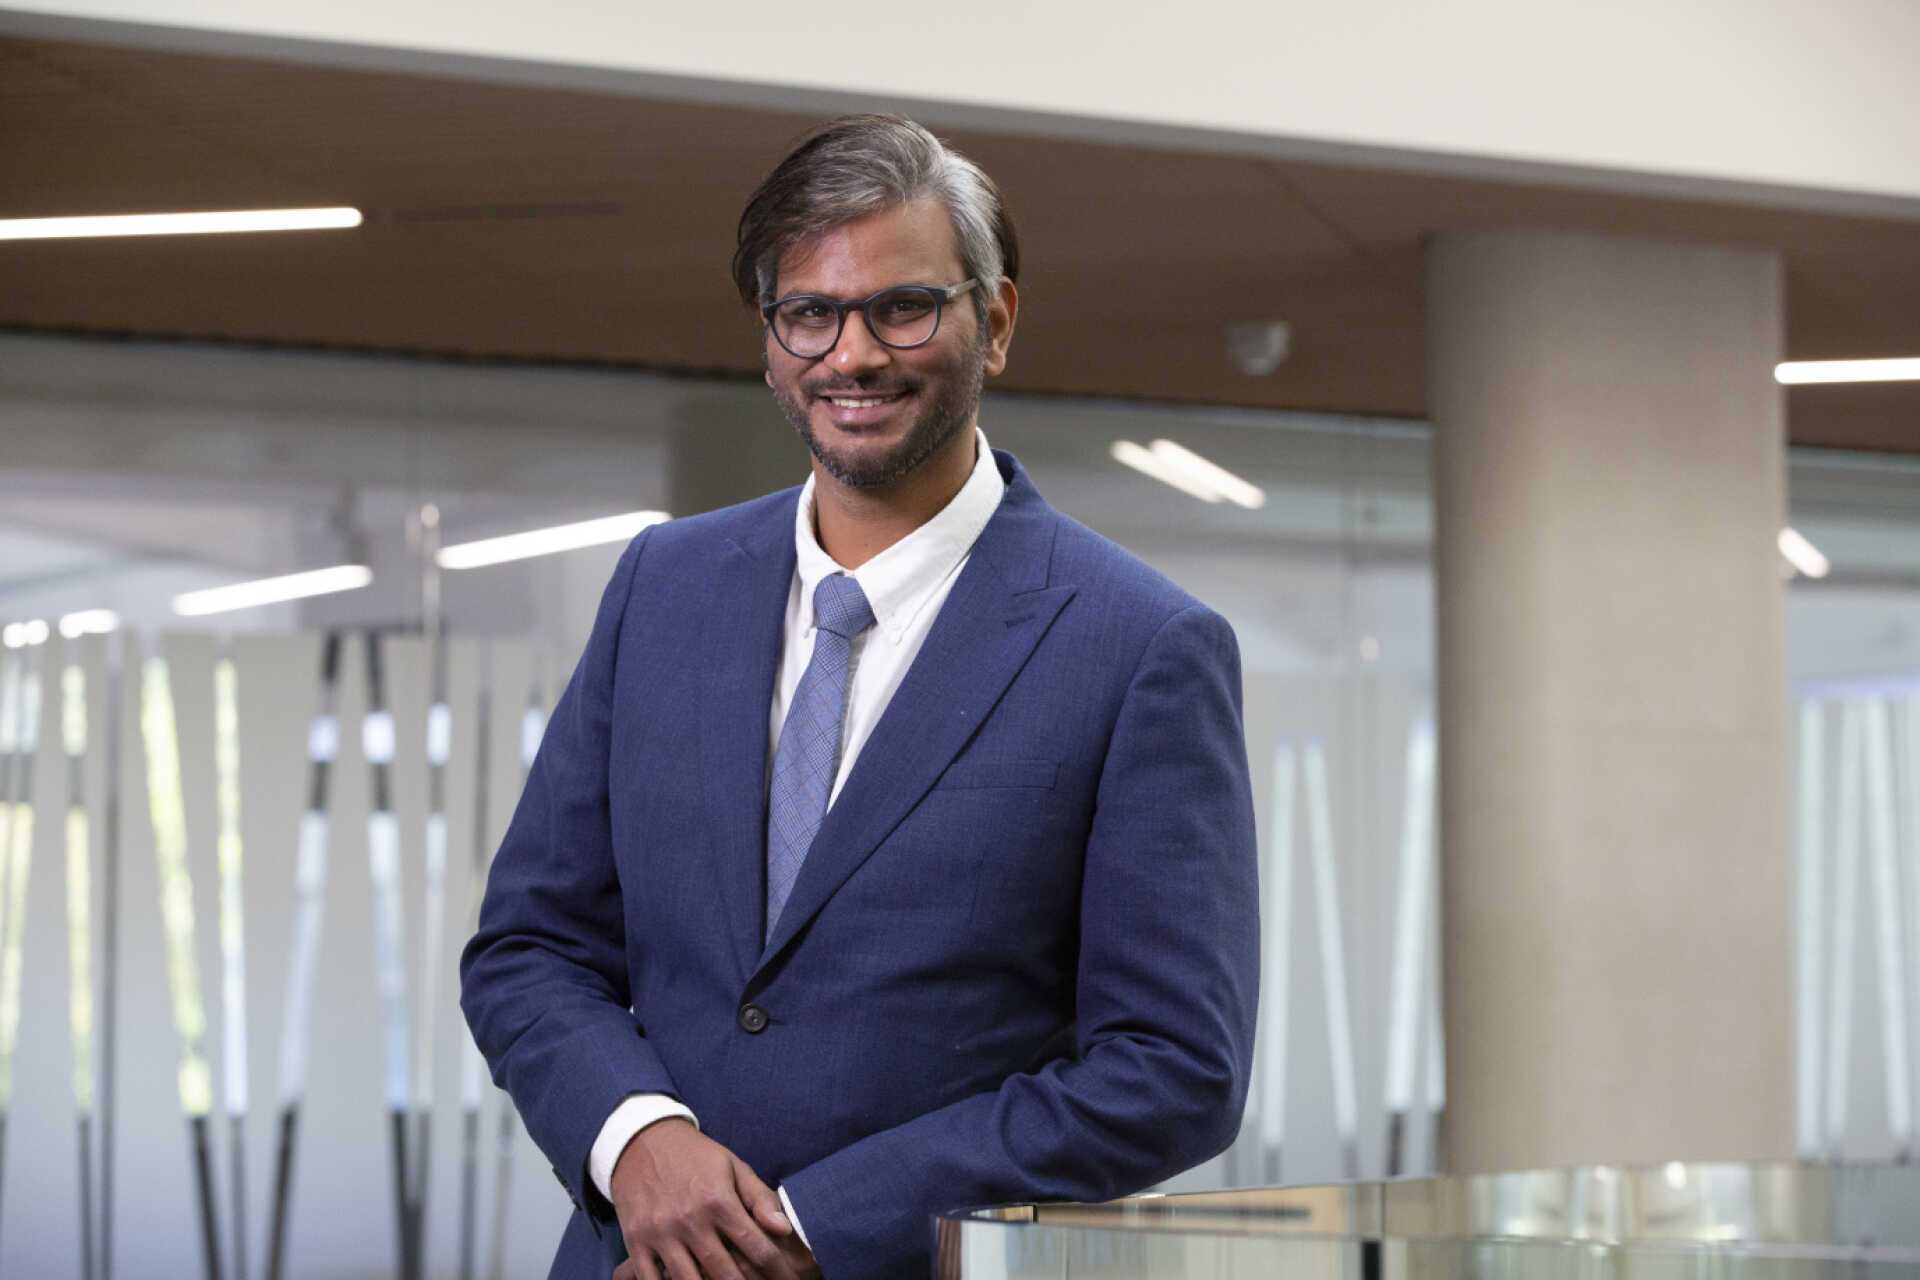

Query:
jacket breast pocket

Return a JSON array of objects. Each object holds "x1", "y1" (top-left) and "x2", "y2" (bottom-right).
[{"x1": 935, "y1": 758, "x2": 1059, "y2": 791}]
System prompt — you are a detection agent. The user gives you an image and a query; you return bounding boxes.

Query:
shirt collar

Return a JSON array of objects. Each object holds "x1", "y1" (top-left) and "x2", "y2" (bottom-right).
[{"x1": 793, "y1": 426, "x2": 1006, "y2": 642}]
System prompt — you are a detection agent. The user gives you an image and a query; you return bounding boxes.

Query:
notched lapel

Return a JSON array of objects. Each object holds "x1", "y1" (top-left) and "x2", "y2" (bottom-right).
[
  {"x1": 698, "y1": 517, "x2": 796, "y2": 982},
  {"x1": 756, "y1": 470, "x2": 1073, "y2": 970}
]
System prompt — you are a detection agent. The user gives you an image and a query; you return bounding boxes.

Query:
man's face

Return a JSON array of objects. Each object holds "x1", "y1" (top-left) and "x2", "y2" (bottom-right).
[{"x1": 764, "y1": 197, "x2": 1013, "y2": 491}]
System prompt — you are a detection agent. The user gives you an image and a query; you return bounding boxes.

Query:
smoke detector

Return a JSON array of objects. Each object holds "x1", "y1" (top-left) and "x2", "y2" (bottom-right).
[{"x1": 1225, "y1": 321, "x2": 1291, "y2": 376}]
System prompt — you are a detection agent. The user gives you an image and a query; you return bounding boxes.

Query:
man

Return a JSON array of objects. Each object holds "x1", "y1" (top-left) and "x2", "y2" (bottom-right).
[{"x1": 461, "y1": 114, "x2": 1259, "y2": 1280}]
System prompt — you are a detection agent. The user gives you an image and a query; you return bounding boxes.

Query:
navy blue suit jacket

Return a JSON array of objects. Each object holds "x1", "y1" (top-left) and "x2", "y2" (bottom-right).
[{"x1": 461, "y1": 451, "x2": 1259, "y2": 1279}]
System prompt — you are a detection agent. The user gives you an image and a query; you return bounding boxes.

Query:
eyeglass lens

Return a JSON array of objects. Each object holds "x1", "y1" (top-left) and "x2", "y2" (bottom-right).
[{"x1": 773, "y1": 287, "x2": 942, "y2": 357}]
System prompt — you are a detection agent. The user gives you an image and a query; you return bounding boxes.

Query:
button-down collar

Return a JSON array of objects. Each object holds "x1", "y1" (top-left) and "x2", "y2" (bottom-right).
[{"x1": 792, "y1": 427, "x2": 1005, "y2": 643}]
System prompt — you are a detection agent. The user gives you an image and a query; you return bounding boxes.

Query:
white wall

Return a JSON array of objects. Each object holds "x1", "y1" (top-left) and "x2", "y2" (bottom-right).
[{"x1": 4, "y1": 0, "x2": 1919, "y2": 216}]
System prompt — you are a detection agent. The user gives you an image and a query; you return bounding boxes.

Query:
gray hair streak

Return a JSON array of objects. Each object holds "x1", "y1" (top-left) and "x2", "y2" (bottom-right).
[{"x1": 733, "y1": 114, "x2": 1019, "y2": 323}]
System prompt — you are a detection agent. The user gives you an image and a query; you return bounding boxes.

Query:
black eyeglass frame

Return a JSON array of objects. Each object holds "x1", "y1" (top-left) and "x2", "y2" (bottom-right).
[{"x1": 761, "y1": 279, "x2": 981, "y2": 359}]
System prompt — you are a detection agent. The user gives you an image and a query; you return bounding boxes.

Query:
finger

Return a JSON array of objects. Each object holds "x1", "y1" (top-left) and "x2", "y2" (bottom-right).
[
  {"x1": 657, "y1": 1242, "x2": 704, "y2": 1280},
  {"x1": 714, "y1": 1204, "x2": 792, "y2": 1280},
  {"x1": 730, "y1": 1156, "x2": 792, "y2": 1236},
  {"x1": 686, "y1": 1230, "x2": 749, "y2": 1280}
]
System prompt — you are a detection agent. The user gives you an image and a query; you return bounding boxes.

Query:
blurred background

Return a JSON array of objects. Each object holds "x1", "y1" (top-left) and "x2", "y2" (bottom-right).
[{"x1": 2, "y1": 4, "x2": 1919, "y2": 1276}]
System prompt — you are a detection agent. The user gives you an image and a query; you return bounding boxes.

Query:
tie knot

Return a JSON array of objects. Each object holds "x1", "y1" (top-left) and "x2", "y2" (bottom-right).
[{"x1": 813, "y1": 573, "x2": 876, "y2": 640}]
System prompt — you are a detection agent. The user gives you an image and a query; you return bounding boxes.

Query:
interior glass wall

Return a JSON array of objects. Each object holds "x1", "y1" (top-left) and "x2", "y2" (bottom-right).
[
  {"x1": 5, "y1": 330, "x2": 1913, "y2": 1274},
  {"x1": 1784, "y1": 448, "x2": 1920, "y2": 1165},
  {"x1": 0, "y1": 331, "x2": 1441, "y2": 1274}
]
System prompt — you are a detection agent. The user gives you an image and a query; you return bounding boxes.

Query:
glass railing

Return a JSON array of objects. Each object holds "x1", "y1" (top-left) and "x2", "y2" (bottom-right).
[{"x1": 935, "y1": 1163, "x2": 1920, "y2": 1279}]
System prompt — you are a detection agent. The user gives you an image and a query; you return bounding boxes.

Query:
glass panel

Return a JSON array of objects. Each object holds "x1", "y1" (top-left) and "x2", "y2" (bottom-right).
[{"x1": 938, "y1": 1164, "x2": 1920, "y2": 1279}]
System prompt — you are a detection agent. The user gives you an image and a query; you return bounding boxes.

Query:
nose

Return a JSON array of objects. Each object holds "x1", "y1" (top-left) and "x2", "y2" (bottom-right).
[{"x1": 828, "y1": 308, "x2": 892, "y2": 376}]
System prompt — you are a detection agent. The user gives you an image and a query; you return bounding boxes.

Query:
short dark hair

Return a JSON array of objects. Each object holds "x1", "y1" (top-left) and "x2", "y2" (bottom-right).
[{"x1": 733, "y1": 114, "x2": 1019, "y2": 322}]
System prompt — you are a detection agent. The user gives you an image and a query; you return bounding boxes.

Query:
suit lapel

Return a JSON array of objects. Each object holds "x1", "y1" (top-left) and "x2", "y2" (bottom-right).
[
  {"x1": 756, "y1": 459, "x2": 1076, "y2": 970},
  {"x1": 697, "y1": 497, "x2": 798, "y2": 982}
]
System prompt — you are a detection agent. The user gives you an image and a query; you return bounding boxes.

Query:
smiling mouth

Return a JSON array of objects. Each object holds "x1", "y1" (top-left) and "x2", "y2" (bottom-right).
[{"x1": 819, "y1": 390, "x2": 909, "y2": 409}]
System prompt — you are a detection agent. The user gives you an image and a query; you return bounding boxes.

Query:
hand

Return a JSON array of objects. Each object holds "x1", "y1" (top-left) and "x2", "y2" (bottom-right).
[
  {"x1": 773, "y1": 1231, "x2": 822, "y2": 1279},
  {"x1": 607, "y1": 1118, "x2": 806, "y2": 1280},
  {"x1": 612, "y1": 1236, "x2": 819, "y2": 1280}
]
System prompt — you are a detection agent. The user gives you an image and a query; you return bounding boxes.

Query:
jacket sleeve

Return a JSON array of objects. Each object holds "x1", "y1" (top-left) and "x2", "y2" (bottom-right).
[
  {"x1": 459, "y1": 529, "x2": 677, "y2": 1229},
  {"x1": 778, "y1": 602, "x2": 1262, "y2": 1280}
]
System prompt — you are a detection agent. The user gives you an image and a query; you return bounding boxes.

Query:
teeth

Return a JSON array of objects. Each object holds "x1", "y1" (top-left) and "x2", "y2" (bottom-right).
[{"x1": 826, "y1": 394, "x2": 902, "y2": 408}]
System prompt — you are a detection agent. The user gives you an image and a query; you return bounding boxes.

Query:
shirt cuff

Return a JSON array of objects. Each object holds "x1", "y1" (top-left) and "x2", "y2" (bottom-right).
[
  {"x1": 588, "y1": 1094, "x2": 698, "y2": 1201},
  {"x1": 778, "y1": 1185, "x2": 811, "y2": 1250}
]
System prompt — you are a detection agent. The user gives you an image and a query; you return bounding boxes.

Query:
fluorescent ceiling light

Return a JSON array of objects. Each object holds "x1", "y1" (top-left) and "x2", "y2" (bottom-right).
[
  {"x1": 1778, "y1": 527, "x2": 1830, "y2": 579},
  {"x1": 0, "y1": 207, "x2": 363, "y2": 242},
  {"x1": 2, "y1": 619, "x2": 50, "y2": 648},
  {"x1": 173, "y1": 564, "x2": 373, "y2": 617},
  {"x1": 1111, "y1": 440, "x2": 1223, "y2": 503},
  {"x1": 1775, "y1": 358, "x2": 1920, "y2": 385},
  {"x1": 58, "y1": 609, "x2": 120, "y2": 638},
  {"x1": 438, "y1": 511, "x2": 671, "y2": 570},
  {"x1": 1110, "y1": 440, "x2": 1267, "y2": 509},
  {"x1": 1146, "y1": 439, "x2": 1266, "y2": 509}
]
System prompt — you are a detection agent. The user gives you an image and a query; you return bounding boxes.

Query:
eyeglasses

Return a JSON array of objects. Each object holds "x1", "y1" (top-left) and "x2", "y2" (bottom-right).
[{"x1": 762, "y1": 280, "x2": 979, "y2": 359}]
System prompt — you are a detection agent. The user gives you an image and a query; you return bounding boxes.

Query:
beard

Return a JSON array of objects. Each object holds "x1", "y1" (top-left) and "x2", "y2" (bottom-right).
[{"x1": 770, "y1": 328, "x2": 989, "y2": 490}]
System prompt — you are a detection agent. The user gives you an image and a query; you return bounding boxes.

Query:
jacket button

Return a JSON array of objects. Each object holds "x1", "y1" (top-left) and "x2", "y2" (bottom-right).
[{"x1": 737, "y1": 1002, "x2": 769, "y2": 1034}]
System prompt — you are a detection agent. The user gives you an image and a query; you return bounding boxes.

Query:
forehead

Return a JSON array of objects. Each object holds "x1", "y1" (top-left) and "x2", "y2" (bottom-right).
[{"x1": 774, "y1": 197, "x2": 963, "y2": 298}]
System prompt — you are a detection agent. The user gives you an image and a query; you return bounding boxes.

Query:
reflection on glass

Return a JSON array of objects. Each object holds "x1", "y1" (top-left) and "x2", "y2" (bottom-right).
[{"x1": 937, "y1": 1162, "x2": 1920, "y2": 1280}]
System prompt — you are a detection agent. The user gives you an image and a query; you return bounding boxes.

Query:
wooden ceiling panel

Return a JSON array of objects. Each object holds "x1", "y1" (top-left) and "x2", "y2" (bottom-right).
[
  {"x1": 1787, "y1": 384, "x2": 1920, "y2": 453},
  {"x1": 1, "y1": 34, "x2": 1915, "y2": 451}
]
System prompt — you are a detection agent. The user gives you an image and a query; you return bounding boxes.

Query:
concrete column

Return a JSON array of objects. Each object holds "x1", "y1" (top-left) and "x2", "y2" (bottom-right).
[{"x1": 1429, "y1": 230, "x2": 1793, "y2": 1172}]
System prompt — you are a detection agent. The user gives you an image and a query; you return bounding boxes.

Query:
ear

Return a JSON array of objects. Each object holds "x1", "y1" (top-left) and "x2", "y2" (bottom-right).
[
  {"x1": 764, "y1": 369, "x2": 775, "y2": 388},
  {"x1": 981, "y1": 277, "x2": 1019, "y2": 377}
]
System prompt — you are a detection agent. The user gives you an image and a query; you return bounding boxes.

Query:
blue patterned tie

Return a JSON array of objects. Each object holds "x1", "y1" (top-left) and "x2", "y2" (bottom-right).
[{"x1": 766, "y1": 572, "x2": 876, "y2": 940}]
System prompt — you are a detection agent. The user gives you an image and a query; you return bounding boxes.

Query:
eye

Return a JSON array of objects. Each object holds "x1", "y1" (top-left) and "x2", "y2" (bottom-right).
[
  {"x1": 778, "y1": 299, "x2": 838, "y2": 329},
  {"x1": 877, "y1": 291, "x2": 935, "y2": 321}
]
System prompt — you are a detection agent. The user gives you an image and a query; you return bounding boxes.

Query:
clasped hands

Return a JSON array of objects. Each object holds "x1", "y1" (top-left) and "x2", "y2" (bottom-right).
[{"x1": 609, "y1": 1118, "x2": 821, "y2": 1280}]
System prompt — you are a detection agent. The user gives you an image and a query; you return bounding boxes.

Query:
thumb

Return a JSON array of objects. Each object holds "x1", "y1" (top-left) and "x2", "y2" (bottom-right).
[{"x1": 731, "y1": 1155, "x2": 792, "y2": 1235}]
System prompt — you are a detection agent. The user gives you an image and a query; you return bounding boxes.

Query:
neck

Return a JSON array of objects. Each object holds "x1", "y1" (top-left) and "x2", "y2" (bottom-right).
[{"x1": 812, "y1": 427, "x2": 977, "y2": 569}]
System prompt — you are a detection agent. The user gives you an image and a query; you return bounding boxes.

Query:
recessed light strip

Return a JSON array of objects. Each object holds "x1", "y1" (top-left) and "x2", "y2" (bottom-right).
[
  {"x1": 1147, "y1": 439, "x2": 1267, "y2": 509},
  {"x1": 437, "y1": 511, "x2": 671, "y2": 570},
  {"x1": 173, "y1": 565, "x2": 374, "y2": 617},
  {"x1": 1, "y1": 620, "x2": 50, "y2": 649},
  {"x1": 0, "y1": 207, "x2": 363, "y2": 242},
  {"x1": 1779, "y1": 527, "x2": 1831, "y2": 579},
  {"x1": 1111, "y1": 441, "x2": 1224, "y2": 503},
  {"x1": 1775, "y1": 358, "x2": 1920, "y2": 386},
  {"x1": 58, "y1": 610, "x2": 120, "y2": 639}
]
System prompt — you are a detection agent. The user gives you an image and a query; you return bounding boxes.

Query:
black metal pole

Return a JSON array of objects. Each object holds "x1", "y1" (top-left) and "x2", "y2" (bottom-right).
[
  {"x1": 390, "y1": 1107, "x2": 413, "y2": 1280},
  {"x1": 408, "y1": 1114, "x2": 429, "y2": 1280},
  {"x1": 366, "y1": 633, "x2": 417, "y2": 1280},
  {"x1": 229, "y1": 1125, "x2": 247, "y2": 1280},
  {"x1": 457, "y1": 1108, "x2": 479, "y2": 1280},
  {"x1": 191, "y1": 1115, "x2": 225, "y2": 1280},
  {"x1": 263, "y1": 631, "x2": 341, "y2": 1280},
  {"x1": 78, "y1": 1114, "x2": 96, "y2": 1280},
  {"x1": 263, "y1": 1105, "x2": 297, "y2": 1280}
]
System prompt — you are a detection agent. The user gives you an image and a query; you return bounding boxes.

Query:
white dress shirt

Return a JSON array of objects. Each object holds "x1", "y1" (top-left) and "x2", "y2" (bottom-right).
[{"x1": 588, "y1": 430, "x2": 1006, "y2": 1239}]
